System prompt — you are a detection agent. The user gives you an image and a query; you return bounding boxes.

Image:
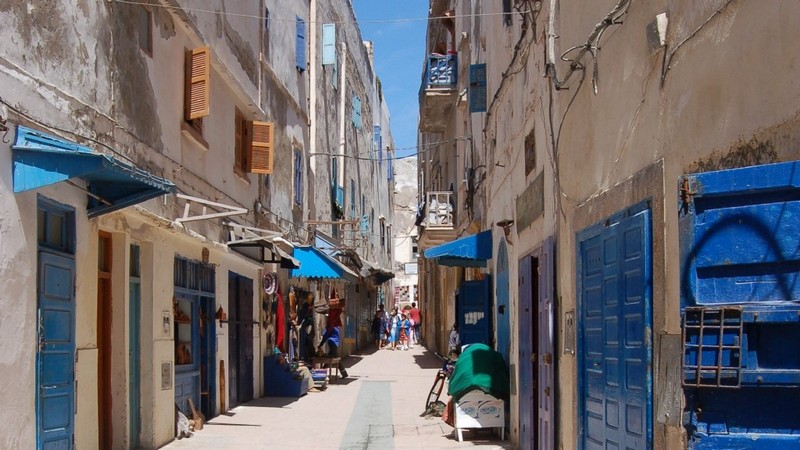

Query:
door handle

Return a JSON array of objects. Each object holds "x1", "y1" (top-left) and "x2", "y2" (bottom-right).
[{"x1": 543, "y1": 353, "x2": 552, "y2": 365}]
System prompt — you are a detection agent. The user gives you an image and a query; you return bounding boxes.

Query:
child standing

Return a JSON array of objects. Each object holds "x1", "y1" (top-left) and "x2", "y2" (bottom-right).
[{"x1": 399, "y1": 314, "x2": 412, "y2": 350}]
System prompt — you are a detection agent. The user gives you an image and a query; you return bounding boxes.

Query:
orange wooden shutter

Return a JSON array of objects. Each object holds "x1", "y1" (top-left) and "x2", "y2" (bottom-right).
[
  {"x1": 184, "y1": 47, "x2": 210, "y2": 120},
  {"x1": 247, "y1": 121, "x2": 274, "y2": 174}
]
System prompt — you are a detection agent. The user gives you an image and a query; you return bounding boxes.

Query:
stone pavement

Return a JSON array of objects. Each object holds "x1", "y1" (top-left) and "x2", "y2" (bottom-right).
[{"x1": 162, "y1": 344, "x2": 513, "y2": 449}]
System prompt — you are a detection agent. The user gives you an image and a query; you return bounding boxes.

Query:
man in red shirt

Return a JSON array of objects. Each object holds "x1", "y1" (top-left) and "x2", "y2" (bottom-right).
[{"x1": 408, "y1": 302, "x2": 422, "y2": 344}]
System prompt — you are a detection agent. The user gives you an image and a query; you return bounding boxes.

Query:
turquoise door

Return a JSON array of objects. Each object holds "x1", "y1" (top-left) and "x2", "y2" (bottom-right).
[
  {"x1": 495, "y1": 241, "x2": 510, "y2": 364},
  {"x1": 37, "y1": 198, "x2": 76, "y2": 450},
  {"x1": 577, "y1": 207, "x2": 652, "y2": 450},
  {"x1": 37, "y1": 251, "x2": 76, "y2": 449}
]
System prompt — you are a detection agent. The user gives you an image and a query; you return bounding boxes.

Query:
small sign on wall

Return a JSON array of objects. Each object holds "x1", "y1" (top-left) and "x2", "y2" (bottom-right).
[
  {"x1": 161, "y1": 311, "x2": 171, "y2": 338},
  {"x1": 161, "y1": 361, "x2": 173, "y2": 390},
  {"x1": 564, "y1": 310, "x2": 576, "y2": 355}
]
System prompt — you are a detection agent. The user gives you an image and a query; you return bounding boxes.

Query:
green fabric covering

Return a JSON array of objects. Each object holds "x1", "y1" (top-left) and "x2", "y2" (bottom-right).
[{"x1": 447, "y1": 343, "x2": 510, "y2": 402}]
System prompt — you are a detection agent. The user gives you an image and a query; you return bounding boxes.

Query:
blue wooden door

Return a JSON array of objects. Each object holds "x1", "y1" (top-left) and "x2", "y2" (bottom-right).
[
  {"x1": 496, "y1": 241, "x2": 510, "y2": 364},
  {"x1": 458, "y1": 278, "x2": 491, "y2": 346},
  {"x1": 680, "y1": 161, "x2": 800, "y2": 449},
  {"x1": 538, "y1": 236, "x2": 555, "y2": 450},
  {"x1": 518, "y1": 256, "x2": 535, "y2": 449},
  {"x1": 578, "y1": 208, "x2": 651, "y2": 450},
  {"x1": 128, "y1": 245, "x2": 141, "y2": 449},
  {"x1": 37, "y1": 251, "x2": 76, "y2": 450}
]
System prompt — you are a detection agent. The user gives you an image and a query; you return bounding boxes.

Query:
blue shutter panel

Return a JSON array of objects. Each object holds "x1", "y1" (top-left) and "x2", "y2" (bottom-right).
[
  {"x1": 352, "y1": 96, "x2": 362, "y2": 129},
  {"x1": 373, "y1": 125, "x2": 381, "y2": 161},
  {"x1": 470, "y1": 63, "x2": 487, "y2": 113},
  {"x1": 295, "y1": 17, "x2": 306, "y2": 72},
  {"x1": 322, "y1": 24, "x2": 336, "y2": 65}
]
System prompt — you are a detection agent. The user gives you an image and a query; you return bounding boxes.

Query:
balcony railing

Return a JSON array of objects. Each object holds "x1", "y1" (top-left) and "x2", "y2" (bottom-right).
[
  {"x1": 425, "y1": 191, "x2": 454, "y2": 229},
  {"x1": 426, "y1": 53, "x2": 458, "y2": 89}
]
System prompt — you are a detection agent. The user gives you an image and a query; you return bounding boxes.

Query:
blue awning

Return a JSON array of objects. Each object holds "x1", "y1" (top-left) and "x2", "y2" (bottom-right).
[
  {"x1": 12, "y1": 126, "x2": 176, "y2": 218},
  {"x1": 424, "y1": 230, "x2": 493, "y2": 267},
  {"x1": 289, "y1": 246, "x2": 359, "y2": 282}
]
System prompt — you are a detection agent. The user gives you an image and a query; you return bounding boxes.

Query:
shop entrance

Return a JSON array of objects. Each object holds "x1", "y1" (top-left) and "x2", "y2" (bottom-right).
[
  {"x1": 228, "y1": 272, "x2": 254, "y2": 407},
  {"x1": 518, "y1": 236, "x2": 555, "y2": 450},
  {"x1": 174, "y1": 257, "x2": 216, "y2": 418}
]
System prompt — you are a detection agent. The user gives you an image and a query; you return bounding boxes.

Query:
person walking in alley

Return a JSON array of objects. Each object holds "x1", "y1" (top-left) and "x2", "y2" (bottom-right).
[
  {"x1": 408, "y1": 302, "x2": 422, "y2": 344},
  {"x1": 448, "y1": 323, "x2": 460, "y2": 357},
  {"x1": 388, "y1": 308, "x2": 399, "y2": 350},
  {"x1": 379, "y1": 303, "x2": 390, "y2": 349},
  {"x1": 398, "y1": 313, "x2": 411, "y2": 350},
  {"x1": 318, "y1": 322, "x2": 348, "y2": 378}
]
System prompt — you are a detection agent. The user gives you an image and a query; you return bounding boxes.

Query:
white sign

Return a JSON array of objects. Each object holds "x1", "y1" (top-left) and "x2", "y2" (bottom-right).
[{"x1": 404, "y1": 262, "x2": 418, "y2": 275}]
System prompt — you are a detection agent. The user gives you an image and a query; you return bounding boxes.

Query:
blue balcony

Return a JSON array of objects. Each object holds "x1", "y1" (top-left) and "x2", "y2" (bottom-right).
[
  {"x1": 426, "y1": 53, "x2": 457, "y2": 89},
  {"x1": 420, "y1": 53, "x2": 459, "y2": 132}
]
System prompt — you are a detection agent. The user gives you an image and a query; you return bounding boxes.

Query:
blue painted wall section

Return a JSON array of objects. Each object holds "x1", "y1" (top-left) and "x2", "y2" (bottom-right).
[{"x1": 680, "y1": 161, "x2": 800, "y2": 449}]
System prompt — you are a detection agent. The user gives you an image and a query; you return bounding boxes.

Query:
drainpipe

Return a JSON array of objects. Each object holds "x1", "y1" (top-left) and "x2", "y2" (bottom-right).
[
  {"x1": 309, "y1": 0, "x2": 317, "y2": 182},
  {"x1": 338, "y1": 41, "x2": 347, "y2": 218}
]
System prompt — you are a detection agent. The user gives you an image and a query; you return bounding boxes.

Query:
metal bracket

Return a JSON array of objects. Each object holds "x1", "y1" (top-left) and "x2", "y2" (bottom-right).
[
  {"x1": 174, "y1": 193, "x2": 248, "y2": 225},
  {"x1": 679, "y1": 176, "x2": 697, "y2": 215}
]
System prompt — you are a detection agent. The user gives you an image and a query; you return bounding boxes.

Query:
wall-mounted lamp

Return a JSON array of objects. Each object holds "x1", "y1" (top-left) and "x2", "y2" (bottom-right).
[{"x1": 496, "y1": 219, "x2": 515, "y2": 245}]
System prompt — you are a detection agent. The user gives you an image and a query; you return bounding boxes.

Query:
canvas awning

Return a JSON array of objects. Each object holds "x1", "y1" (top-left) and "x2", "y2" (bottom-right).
[
  {"x1": 360, "y1": 259, "x2": 395, "y2": 285},
  {"x1": 423, "y1": 230, "x2": 493, "y2": 267},
  {"x1": 289, "y1": 246, "x2": 358, "y2": 282},
  {"x1": 12, "y1": 126, "x2": 175, "y2": 218}
]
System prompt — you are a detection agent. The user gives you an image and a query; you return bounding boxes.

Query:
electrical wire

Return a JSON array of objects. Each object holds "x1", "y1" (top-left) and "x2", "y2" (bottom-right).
[
  {"x1": 309, "y1": 136, "x2": 470, "y2": 161},
  {"x1": 113, "y1": 0, "x2": 531, "y2": 25}
]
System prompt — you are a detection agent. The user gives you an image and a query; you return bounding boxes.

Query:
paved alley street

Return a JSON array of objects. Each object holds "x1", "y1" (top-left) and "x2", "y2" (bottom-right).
[{"x1": 162, "y1": 345, "x2": 512, "y2": 450}]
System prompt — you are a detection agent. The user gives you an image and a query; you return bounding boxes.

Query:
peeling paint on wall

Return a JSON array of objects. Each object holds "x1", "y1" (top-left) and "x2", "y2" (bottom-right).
[{"x1": 688, "y1": 138, "x2": 777, "y2": 173}]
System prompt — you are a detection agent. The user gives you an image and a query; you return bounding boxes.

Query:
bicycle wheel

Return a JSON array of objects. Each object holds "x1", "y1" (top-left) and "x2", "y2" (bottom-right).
[{"x1": 425, "y1": 370, "x2": 446, "y2": 410}]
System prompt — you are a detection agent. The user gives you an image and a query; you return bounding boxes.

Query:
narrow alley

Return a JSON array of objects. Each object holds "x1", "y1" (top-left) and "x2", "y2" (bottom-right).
[{"x1": 162, "y1": 345, "x2": 510, "y2": 450}]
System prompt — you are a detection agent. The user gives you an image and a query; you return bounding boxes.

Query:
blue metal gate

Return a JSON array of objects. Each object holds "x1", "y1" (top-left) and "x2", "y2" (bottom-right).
[
  {"x1": 457, "y1": 278, "x2": 491, "y2": 346},
  {"x1": 578, "y1": 207, "x2": 652, "y2": 450},
  {"x1": 680, "y1": 161, "x2": 800, "y2": 449},
  {"x1": 128, "y1": 245, "x2": 141, "y2": 449}
]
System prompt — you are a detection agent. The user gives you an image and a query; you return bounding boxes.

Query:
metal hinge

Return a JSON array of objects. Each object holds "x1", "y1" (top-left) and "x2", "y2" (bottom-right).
[{"x1": 679, "y1": 176, "x2": 697, "y2": 214}]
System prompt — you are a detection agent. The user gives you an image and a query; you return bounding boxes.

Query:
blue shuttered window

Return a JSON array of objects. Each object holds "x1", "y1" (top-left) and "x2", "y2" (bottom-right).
[
  {"x1": 295, "y1": 17, "x2": 306, "y2": 72},
  {"x1": 469, "y1": 63, "x2": 487, "y2": 113},
  {"x1": 373, "y1": 125, "x2": 381, "y2": 163},
  {"x1": 352, "y1": 95, "x2": 362, "y2": 129},
  {"x1": 361, "y1": 214, "x2": 369, "y2": 237},
  {"x1": 293, "y1": 149, "x2": 303, "y2": 207},
  {"x1": 322, "y1": 24, "x2": 336, "y2": 65}
]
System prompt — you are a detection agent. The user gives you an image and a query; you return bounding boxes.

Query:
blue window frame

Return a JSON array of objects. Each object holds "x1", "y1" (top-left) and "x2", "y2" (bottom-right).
[{"x1": 350, "y1": 179, "x2": 356, "y2": 219}]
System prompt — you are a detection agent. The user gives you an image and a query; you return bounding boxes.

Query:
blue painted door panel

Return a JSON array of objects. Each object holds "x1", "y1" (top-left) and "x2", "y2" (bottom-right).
[
  {"x1": 496, "y1": 241, "x2": 510, "y2": 365},
  {"x1": 681, "y1": 161, "x2": 800, "y2": 448},
  {"x1": 38, "y1": 251, "x2": 75, "y2": 450},
  {"x1": 458, "y1": 278, "x2": 491, "y2": 346},
  {"x1": 538, "y1": 236, "x2": 555, "y2": 450},
  {"x1": 518, "y1": 256, "x2": 535, "y2": 449},
  {"x1": 579, "y1": 208, "x2": 651, "y2": 450}
]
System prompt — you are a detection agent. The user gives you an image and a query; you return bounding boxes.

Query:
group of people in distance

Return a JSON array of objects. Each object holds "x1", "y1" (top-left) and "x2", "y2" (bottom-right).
[{"x1": 372, "y1": 302, "x2": 422, "y2": 351}]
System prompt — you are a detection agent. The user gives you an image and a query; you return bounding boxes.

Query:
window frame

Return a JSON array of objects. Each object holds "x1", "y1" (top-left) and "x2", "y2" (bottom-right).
[{"x1": 137, "y1": 5, "x2": 153, "y2": 56}]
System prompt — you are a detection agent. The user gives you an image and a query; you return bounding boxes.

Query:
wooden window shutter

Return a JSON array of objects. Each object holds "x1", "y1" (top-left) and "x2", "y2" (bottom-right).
[
  {"x1": 184, "y1": 47, "x2": 211, "y2": 120},
  {"x1": 469, "y1": 63, "x2": 487, "y2": 113},
  {"x1": 322, "y1": 24, "x2": 336, "y2": 65},
  {"x1": 246, "y1": 121, "x2": 274, "y2": 174},
  {"x1": 295, "y1": 17, "x2": 307, "y2": 72}
]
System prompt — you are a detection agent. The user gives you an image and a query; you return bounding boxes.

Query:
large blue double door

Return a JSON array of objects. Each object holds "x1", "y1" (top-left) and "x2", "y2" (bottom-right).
[{"x1": 578, "y1": 208, "x2": 652, "y2": 450}]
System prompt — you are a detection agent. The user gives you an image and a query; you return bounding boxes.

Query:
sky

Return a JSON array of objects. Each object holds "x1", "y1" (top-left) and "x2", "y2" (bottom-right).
[{"x1": 352, "y1": 1, "x2": 428, "y2": 158}]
